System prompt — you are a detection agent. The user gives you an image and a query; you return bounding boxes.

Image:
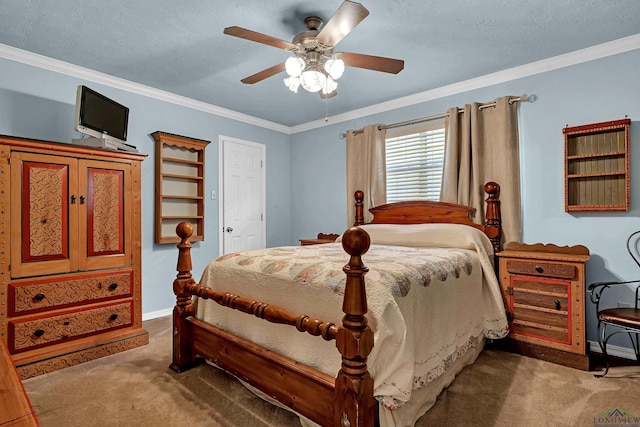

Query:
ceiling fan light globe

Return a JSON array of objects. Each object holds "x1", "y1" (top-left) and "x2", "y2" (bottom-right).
[
  {"x1": 325, "y1": 58, "x2": 345, "y2": 80},
  {"x1": 283, "y1": 76, "x2": 300, "y2": 93},
  {"x1": 285, "y1": 57, "x2": 305, "y2": 77},
  {"x1": 300, "y1": 69, "x2": 326, "y2": 92},
  {"x1": 322, "y1": 77, "x2": 338, "y2": 94}
]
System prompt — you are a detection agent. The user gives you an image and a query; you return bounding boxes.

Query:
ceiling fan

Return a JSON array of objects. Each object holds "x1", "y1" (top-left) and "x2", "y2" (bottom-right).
[{"x1": 223, "y1": 0, "x2": 404, "y2": 98}]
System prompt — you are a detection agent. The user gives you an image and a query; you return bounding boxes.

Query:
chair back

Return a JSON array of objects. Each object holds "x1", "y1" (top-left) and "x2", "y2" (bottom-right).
[
  {"x1": 627, "y1": 230, "x2": 640, "y2": 269},
  {"x1": 627, "y1": 230, "x2": 640, "y2": 309}
]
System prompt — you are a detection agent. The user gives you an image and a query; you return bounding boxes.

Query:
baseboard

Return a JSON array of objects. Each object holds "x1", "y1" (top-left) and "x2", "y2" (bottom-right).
[
  {"x1": 589, "y1": 340, "x2": 637, "y2": 360},
  {"x1": 142, "y1": 308, "x2": 173, "y2": 321}
]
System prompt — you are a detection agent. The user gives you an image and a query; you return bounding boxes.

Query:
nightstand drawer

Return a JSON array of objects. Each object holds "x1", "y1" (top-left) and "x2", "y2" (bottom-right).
[
  {"x1": 506, "y1": 260, "x2": 576, "y2": 279},
  {"x1": 9, "y1": 271, "x2": 133, "y2": 315},
  {"x1": 9, "y1": 301, "x2": 133, "y2": 352}
]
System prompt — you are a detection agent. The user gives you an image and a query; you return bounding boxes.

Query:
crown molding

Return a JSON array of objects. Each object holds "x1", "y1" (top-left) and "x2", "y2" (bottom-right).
[
  {"x1": 291, "y1": 33, "x2": 640, "y2": 134},
  {"x1": 1, "y1": 33, "x2": 639, "y2": 136},
  {"x1": 0, "y1": 43, "x2": 291, "y2": 134}
]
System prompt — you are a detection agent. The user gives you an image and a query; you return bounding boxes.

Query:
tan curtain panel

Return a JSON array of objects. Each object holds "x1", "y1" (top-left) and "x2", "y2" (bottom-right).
[
  {"x1": 440, "y1": 96, "x2": 521, "y2": 245},
  {"x1": 346, "y1": 124, "x2": 387, "y2": 226}
]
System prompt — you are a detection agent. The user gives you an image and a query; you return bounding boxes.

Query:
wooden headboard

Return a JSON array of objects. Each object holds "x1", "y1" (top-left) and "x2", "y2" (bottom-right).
[{"x1": 353, "y1": 182, "x2": 502, "y2": 253}]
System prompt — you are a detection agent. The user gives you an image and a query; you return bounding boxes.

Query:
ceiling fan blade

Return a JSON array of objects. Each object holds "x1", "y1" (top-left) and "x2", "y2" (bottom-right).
[
  {"x1": 316, "y1": 1, "x2": 369, "y2": 47},
  {"x1": 224, "y1": 26, "x2": 297, "y2": 51},
  {"x1": 341, "y1": 52, "x2": 404, "y2": 74},
  {"x1": 241, "y1": 62, "x2": 286, "y2": 84}
]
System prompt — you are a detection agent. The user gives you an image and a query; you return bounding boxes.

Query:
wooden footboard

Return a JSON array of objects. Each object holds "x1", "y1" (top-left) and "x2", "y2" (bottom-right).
[{"x1": 171, "y1": 222, "x2": 375, "y2": 427}]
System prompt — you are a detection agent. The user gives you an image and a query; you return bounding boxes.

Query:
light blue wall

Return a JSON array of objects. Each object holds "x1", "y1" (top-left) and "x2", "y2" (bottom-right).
[
  {"x1": 290, "y1": 48, "x2": 640, "y2": 348},
  {"x1": 2, "y1": 48, "x2": 640, "y2": 349},
  {"x1": 0, "y1": 57, "x2": 292, "y2": 316}
]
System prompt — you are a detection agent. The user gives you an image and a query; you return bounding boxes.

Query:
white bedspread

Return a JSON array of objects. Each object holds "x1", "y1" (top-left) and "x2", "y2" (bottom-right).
[{"x1": 195, "y1": 223, "x2": 508, "y2": 422}]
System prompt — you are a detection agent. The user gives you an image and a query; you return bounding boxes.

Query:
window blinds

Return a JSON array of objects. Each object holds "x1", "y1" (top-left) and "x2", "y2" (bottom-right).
[{"x1": 385, "y1": 125, "x2": 445, "y2": 203}]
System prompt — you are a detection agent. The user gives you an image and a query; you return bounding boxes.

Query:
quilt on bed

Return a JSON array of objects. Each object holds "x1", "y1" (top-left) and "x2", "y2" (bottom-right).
[{"x1": 195, "y1": 223, "x2": 508, "y2": 412}]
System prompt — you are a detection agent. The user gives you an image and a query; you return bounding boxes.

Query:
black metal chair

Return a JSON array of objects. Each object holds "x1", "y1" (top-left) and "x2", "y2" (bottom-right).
[{"x1": 588, "y1": 230, "x2": 640, "y2": 377}]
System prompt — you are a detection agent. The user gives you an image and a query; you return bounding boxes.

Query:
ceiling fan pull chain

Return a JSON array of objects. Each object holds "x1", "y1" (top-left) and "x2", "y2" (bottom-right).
[{"x1": 325, "y1": 97, "x2": 329, "y2": 123}]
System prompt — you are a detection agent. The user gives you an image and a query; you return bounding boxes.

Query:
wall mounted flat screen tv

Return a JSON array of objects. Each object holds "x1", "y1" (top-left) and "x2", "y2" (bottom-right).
[{"x1": 74, "y1": 85, "x2": 129, "y2": 143}]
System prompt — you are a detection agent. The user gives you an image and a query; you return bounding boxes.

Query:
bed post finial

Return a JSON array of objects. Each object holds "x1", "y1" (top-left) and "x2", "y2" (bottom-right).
[
  {"x1": 483, "y1": 182, "x2": 501, "y2": 253},
  {"x1": 336, "y1": 227, "x2": 375, "y2": 427},
  {"x1": 170, "y1": 222, "x2": 197, "y2": 373},
  {"x1": 176, "y1": 222, "x2": 194, "y2": 277},
  {"x1": 354, "y1": 190, "x2": 365, "y2": 226}
]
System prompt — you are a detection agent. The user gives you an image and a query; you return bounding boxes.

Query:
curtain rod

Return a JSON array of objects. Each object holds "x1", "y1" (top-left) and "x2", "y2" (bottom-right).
[{"x1": 343, "y1": 94, "x2": 529, "y2": 138}]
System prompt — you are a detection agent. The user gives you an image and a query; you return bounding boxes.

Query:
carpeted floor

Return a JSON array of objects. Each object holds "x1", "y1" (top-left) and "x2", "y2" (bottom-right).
[{"x1": 22, "y1": 316, "x2": 640, "y2": 427}]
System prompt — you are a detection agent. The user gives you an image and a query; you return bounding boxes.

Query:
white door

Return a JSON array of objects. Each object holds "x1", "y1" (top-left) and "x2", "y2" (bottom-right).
[{"x1": 220, "y1": 136, "x2": 266, "y2": 254}]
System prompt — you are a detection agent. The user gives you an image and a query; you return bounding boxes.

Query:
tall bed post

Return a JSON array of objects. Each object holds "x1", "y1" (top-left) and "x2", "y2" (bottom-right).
[
  {"x1": 354, "y1": 190, "x2": 365, "y2": 226},
  {"x1": 170, "y1": 222, "x2": 197, "y2": 373},
  {"x1": 483, "y1": 182, "x2": 501, "y2": 254},
  {"x1": 335, "y1": 227, "x2": 376, "y2": 427}
]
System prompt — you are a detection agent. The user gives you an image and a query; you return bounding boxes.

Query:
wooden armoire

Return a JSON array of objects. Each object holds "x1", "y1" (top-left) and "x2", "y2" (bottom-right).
[{"x1": 0, "y1": 135, "x2": 148, "y2": 379}]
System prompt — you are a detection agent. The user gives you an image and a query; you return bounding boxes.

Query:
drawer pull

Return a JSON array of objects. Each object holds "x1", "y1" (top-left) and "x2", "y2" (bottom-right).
[
  {"x1": 33, "y1": 329, "x2": 45, "y2": 337},
  {"x1": 33, "y1": 293, "x2": 46, "y2": 301},
  {"x1": 109, "y1": 313, "x2": 119, "y2": 321},
  {"x1": 535, "y1": 265, "x2": 544, "y2": 273},
  {"x1": 555, "y1": 299, "x2": 561, "y2": 310},
  {"x1": 108, "y1": 283, "x2": 118, "y2": 291}
]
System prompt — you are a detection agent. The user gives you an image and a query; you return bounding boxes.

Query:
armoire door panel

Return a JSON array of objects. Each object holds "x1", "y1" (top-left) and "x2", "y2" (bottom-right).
[
  {"x1": 21, "y1": 161, "x2": 68, "y2": 262},
  {"x1": 10, "y1": 153, "x2": 79, "y2": 278},
  {"x1": 78, "y1": 160, "x2": 131, "y2": 271},
  {"x1": 87, "y1": 167, "x2": 124, "y2": 256}
]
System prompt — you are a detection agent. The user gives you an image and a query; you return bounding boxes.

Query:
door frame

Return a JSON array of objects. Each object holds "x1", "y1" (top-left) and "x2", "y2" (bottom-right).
[{"x1": 217, "y1": 135, "x2": 266, "y2": 255}]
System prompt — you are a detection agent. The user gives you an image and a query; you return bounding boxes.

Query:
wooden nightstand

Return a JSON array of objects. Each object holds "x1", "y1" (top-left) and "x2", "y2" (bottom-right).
[
  {"x1": 299, "y1": 233, "x2": 339, "y2": 246},
  {"x1": 496, "y1": 242, "x2": 591, "y2": 370}
]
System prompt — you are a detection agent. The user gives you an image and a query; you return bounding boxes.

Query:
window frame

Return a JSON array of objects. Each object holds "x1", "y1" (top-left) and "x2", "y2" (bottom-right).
[{"x1": 385, "y1": 119, "x2": 446, "y2": 203}]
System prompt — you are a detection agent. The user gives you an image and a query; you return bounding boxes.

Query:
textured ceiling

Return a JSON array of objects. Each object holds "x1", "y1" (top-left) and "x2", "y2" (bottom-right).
[{"x1": 1, "y1": 0, "x2": 639, "y2": 127}]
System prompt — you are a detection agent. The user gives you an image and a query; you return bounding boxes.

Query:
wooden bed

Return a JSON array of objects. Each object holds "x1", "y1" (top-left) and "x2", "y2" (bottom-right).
[{"x1": 170, "y1": 182, "x2": 502, "y2": 427}]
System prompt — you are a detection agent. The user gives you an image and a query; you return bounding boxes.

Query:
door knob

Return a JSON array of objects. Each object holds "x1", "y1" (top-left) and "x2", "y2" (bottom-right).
[{"x1": 226, "y1": 227, "x2": 233, "y2": 233}]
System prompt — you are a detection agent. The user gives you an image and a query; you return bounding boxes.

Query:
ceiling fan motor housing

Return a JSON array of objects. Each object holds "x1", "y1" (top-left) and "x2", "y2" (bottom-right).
[
  {"x1": 304, "y1": 16, "x2": 323, "y2": 31},
  {"x1": 292, "y1": 29, "x2": 334, "y2": 58}
]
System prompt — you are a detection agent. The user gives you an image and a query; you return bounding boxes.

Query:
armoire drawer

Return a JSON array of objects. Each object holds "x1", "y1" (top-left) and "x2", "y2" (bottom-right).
[
  {"x1": 9, "y1": 271, "x2": 133, "y2": 315},
  {"x1": 9, "y1": 301, "x2": 133, "y2": 352}
]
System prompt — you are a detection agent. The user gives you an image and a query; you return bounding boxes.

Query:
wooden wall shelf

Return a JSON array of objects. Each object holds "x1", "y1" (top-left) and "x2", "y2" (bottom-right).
[
  {"x1": 563, "y1": 118, "x2": 631, "y2": 212},
  {"x1": 152, "y1": 131, "x2": 210, "y2": 244}
]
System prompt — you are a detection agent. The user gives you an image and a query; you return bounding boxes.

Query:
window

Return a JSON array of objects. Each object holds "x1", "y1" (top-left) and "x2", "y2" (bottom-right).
[{"x1": 385, "y1": 121, "x2": 445, "y2": 203}]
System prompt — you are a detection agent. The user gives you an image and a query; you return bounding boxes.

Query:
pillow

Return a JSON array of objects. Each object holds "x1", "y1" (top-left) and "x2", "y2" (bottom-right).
[{"x1": 337, "y1": 223, "x2": 493, "y2": 253}]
